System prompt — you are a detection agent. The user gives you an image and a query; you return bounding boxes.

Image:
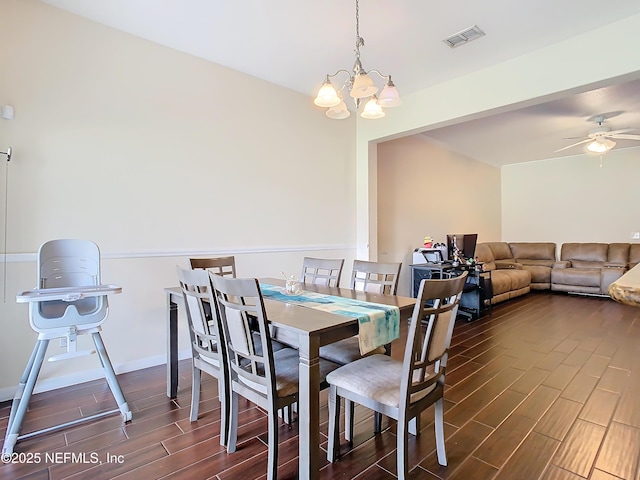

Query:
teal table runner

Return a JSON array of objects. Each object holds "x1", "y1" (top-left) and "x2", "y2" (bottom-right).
[{"x1": 260, "y1": 283, "x2": 400, "y2": 355}]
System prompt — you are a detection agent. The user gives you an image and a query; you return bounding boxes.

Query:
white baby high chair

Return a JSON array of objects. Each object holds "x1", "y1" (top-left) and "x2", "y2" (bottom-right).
[{"x1": 2, "y1": 239, "x2": 132, "y2": 455}]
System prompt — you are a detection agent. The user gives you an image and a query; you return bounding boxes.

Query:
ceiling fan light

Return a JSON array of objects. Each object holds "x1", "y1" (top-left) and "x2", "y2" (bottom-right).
[
  {"x1": 314, "y1": 80, "x2": 341, "y2": 107},
  {"x1": 586, "y1": 138, "x2": 615, "y2": 153},
  {"x1": 361, "y1": 96, "x2": 385, "y2": 119}
]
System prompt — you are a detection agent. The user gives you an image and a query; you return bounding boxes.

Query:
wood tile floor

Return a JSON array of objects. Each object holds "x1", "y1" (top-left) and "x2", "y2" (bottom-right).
[{"x1": 2, "y1": 291, "x2": 640, "y2": 479}]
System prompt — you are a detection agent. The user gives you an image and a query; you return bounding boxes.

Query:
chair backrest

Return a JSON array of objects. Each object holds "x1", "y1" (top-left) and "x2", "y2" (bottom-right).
[
  {"x1": 210, "y1": 275, "x2": 279, "y2": 406},
  {"x1": 190, "y1": 256, "x2": 236, "y2": 278},
  {"x1": 31, "y1": 239, "x2": 107, "y2": 331},
  {"x1": 400, "y1": 272, "x2": 467, "y2": 410},
  {"x1": 301, "y1": 257, "x2": 344, "y2": 287},
  {"x1": 177, "y1": 267, "x2": 223, "y2": 369},
  {"x1": 350, "y1": 260, "x2": 402, "y2": 295}
]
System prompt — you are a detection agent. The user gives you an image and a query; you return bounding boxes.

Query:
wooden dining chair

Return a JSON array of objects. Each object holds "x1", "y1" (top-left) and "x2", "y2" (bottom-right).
[
  {"x1": 176, "y1": 267, "x2": 229, "y2": 446},
  {"x1": 190, "y1": 256, "x2": 236, "y2": 277},
  {"x1": 210, "y1": 274, "x2": 339, "y2": 480},
  {"x1": 319, "y1": 259, "x2": 403, "y2": 440},
  {"x1": 320, "y1": 260, "x2": 403, "y2": 366},
  {"x1": 350, "y1": 259, "x2": 402, "y2": 295},
  {"x1": 300, "y1": 257, "x2": 344, "y2": 287},
  {"x1": 325, "y1": 272, "x2": 467, "y2": 479}
]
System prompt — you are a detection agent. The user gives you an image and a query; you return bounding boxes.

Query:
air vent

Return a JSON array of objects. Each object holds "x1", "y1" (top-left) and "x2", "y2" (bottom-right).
[{"x1": 443, "y1": 25, "x2": 485, "y2": 48}]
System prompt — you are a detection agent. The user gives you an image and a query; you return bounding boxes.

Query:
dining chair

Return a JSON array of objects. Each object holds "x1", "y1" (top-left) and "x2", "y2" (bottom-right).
[
  {"x1": 350, "y1": 259, "x2": 402, "y2": 294},
  {"x1": 320, "y1": 259, "x2": 403, "y2": 366},
  {"x1": 176, "y1": 267, "x2": 229, "y2": 446},
  {"x1": 300, "y1": 257, "x2": 344, "y2": 287},
  {"x1": 319, "y1": 259, "x2": 403, "y2": 440},
  {"x1": 210, "y1": 274, "x2": 339, "y2": 480},
  {"x1": 325, "y1": 272, "x2": 468, "y2": 479},
  {"x1": 3, "y1": 239, "x2": 131, "y2": 456},
  {"x1": 190, "y1": 256, "x2": 236, "y2": 324},
  {"x1": 190, "y1": 256, "x2": 236, "y2": 277}
]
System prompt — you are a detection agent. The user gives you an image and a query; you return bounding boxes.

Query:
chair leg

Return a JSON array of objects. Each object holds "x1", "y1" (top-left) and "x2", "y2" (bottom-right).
[
  {"x1": 374, "y1": 411, "x2": 383, "y2": 435},
  {"x1": 227, "y1": 391, "x2": 239, "y2": 453},
  {"x1": 92, "y1": 332, "x2": 132, "y2": 421},
  {"x1": 344, "y1": 399, "x2": 355, "y2": 442},
  {"x1": 327, "y1": 385, "x2": 341, "y2": 462},
  {"x1": 190, "y1": 366, "x2": 201, "y2": 422},
  {"x1": 408, "y1": 414, "x2": 421, "y2": 436},
  {"x1": 218, "y1": 376, "x2": 229, "y2": 447},
  {"x1": 267, "y1": 403, "x2": 280, "y2": 480},
  {"x1": 434, "y1": 398, "x2": 447, "y2": 466},
  {"x1": 397, "y1": 418, "x2": 410, "y2": 480},
  {"x1": 2, "y1": 340, "x2": 48, "y2": 455}
]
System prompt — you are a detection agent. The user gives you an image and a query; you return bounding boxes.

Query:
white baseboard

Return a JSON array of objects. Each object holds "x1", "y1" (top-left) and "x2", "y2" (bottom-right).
[{"x1": 0, "y1": 349, "x2": 192, "y2": 402}]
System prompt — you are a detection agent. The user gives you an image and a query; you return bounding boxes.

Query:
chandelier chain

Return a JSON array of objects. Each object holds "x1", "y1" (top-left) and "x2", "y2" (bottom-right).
[{"x1": 355, "y1": 0, "x2": 364, "y2": 58}]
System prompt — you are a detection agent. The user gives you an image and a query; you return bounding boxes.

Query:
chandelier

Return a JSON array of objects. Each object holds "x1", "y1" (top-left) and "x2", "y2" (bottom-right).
[{"x1": 313, "y1": 0, "x2": 401, "y2": 120}]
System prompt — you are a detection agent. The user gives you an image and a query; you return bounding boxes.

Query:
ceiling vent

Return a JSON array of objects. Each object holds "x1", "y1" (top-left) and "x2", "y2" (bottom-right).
[{"x1": 443, "y1": 25, "x2": 485, "y2": 48}]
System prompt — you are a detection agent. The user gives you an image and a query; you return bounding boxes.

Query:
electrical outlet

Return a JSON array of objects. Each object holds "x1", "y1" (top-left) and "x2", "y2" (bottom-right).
[{"x1": 632, "y1": 232, "x2": 640, "y2": 240}]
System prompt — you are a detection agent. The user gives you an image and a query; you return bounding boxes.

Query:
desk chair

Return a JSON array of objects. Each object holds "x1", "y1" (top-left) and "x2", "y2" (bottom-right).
[
  {"x1": 2, "y1": 239, "x2": 131, "y2": 456},
  {"x1": 300, "y1": 257, "x2": 344, "y2": 287},
  {"x1": 326, "y1": 272, "x2": 467, "y2": 479}
]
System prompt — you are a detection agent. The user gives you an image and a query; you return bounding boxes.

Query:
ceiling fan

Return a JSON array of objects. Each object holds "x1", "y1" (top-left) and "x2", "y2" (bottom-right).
[{"x1": 555, "y1": 115, "x2": 640, "y2": 153}]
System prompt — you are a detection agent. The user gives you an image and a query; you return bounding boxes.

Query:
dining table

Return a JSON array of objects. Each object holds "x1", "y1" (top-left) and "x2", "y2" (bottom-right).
[{"x1": 164, "y1": 277, "x2": 416, "y2": 480}]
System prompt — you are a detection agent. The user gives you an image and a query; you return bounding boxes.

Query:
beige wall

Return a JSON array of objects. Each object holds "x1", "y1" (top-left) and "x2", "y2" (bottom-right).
[
  {"x1": 377, "y1": 135, "x2": 501, "y2": 297},
  {"x1": 0, "y1": 1, "x2": 357, "y2": 398},
  {"x1": 355, "y1": 13, "x2": 640, "y2": 260},
  {"x1": 502, "y1": 147, "x2": 640, "y2": 244}
]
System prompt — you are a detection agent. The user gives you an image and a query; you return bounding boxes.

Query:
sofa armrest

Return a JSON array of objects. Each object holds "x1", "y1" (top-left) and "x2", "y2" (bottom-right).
[
  {"x1": 494, "y1": 260, "x2": 523, "y2": 270},
  {"x1": 553, "y1": 261, "x2": 571, "y2": 269}
]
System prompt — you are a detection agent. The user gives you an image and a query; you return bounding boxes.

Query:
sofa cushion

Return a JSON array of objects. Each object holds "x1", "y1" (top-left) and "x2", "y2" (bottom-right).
[
  {"x1": 524, "y1": 265, "x2": 552, "y2": 285},
  {"x1": 475, "y1": 244, "x2": 496, "y2": 270},
  {"x1": 509, "y1": 270, "x2": 532, "y2": 290},
  {"x1": 551, "y1": 268, "x2": 601, "y2": 288},
  {"x1": 485, "y1": 242, "x2": 514, "y2": 261},
  {"x1": 608, "y1": 243, "x2": 630, "y2": 265},
  {"x1": 561, "y1": 243, "x2": 608, "y2": 263},
  {"x1": 490, "y1": 270, "x2": 512, "y2": 296},
  {"x1": 509, "y1": 242, "x2": 556, "y2": 262}
]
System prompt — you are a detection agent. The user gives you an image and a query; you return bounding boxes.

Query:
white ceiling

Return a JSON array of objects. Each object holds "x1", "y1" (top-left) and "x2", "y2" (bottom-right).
[{"x1": 40, "y1": 0, "x2": 640, "y2": 166}]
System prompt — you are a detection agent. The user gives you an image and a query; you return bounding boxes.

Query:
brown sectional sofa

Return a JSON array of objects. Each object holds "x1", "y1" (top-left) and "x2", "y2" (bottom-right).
[
  {"x1": 475, "y1": 241, "x2": 640, "y2": 305},
  {"x1": 474, "y1": 243, "x2": 531, "y2": 305},
  {"x1": 508, "y1": 242, "x2": 557, "y2": 289},
  {"x1": 551, "y1": 243, "x2": 634, "y2": 295}
]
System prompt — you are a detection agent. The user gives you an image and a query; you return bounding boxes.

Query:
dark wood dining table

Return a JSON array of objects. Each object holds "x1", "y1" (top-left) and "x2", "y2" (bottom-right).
[{"x1": 164, "y1": 277, "x2": 416, "y2": 480}]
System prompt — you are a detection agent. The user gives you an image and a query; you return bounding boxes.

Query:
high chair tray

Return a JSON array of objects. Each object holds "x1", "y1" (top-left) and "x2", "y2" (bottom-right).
[{"x1": 16, "y1": 285, "x2": 122, "y2": 303}]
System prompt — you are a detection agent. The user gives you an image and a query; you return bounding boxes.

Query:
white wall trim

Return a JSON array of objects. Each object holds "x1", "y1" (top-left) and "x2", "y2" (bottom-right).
[
  {"x1": 0, "y1": 244, "x2": 357, "y2": 263},
  {"x1": 0, "y1": 349, "x2": 192, "y2": 402}
]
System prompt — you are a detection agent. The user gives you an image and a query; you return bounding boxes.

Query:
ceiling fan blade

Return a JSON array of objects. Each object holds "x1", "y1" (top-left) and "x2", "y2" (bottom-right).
[
  {"x1": 554, "y1": 138, "x2": 591, "y2": 152},
  {"x1": 604, "y1": 128, "x2": 635, "y2": 136},
  {"x1": 609, "y1": 133, "x2": 640, "y2": 140}
]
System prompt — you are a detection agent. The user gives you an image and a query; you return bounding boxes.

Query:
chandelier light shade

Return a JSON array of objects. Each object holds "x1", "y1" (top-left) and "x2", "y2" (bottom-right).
[
  {"x1": 313, "y1": 78, "x2": 341, "y2": 108},
  {"x1": 361, "y1": 96, "x2": 385, "y2": 119},
  {"x1": 586, "y1": 137, "x2": 616, "y2": 153},
  {"x1": 313, "y1": 0, "x2": 401, "y2": 119},
  {"x1": 326, "y1": 99, "x2": 351, "y2": 119}
]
